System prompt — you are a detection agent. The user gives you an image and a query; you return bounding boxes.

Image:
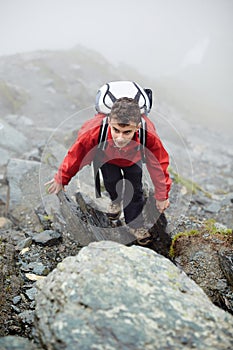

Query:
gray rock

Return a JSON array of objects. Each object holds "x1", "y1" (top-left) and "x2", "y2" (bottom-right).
[
  {"x1": 221, "y1": 193, "x2": 233, "y2": 206},
  {"x1": 12, "y1": 295, "x2": 22, "y2": 305},
  {"x1": 10, "y1": 305, "x2": 20, "y2": 313},
  {"x1": 205, "y1": 202, "x2": 221, "y2": 213},
  {"x1": 0, "y1": 147, "x2": 14, "y2": 167},
  {"x1": 0, "y1": 119, "x2": 30, "y2": 154},
  {"x1": 214, "y1": 222, "x2": 229, "y2": 231},
  {"x1": 18, "y1": 310, "x2": 35, "y2": 325},
  {"x1": 55, "y1": 191, "x2": 136, "y2": 246},
  {"x1": 0, "y1": 335, "x2": 40, "y2": 350},
  {"x1": 32, "y1": 262, "x2": 49, "y2": 276},
  {"x1": 219, "y1": 249, "x2": 233, "y2": 286},
  {"x1": 6, "y1": 159, "x2": 42, "y2": 226},
  {"x1": 0, "y1": 173, "x2": 7, "y2": 184},
  {"x1": 0, "y1": 217, "x2": 13, "y2": 229},
  {"x1": 191, "y1": 193, "x2": 211, "y2": 206},
  {"x1": 25, "y1": 287, "x2": 37, "y2": 301},
  {"x1": 32, "y1": 230, "x2": 62, "y2": 246},
  {"x1": 5, "y1": 114, "x2": 34, "y2": 128},
  {"x1": 20, "y1": 261, "x2": 49, "y2": 275},
  {"x1": 15, "y1": 237, "x2": 33, "y2": 251},
  {"x1": 35, "y1": 241, "x2": 233, "y2": 350}
]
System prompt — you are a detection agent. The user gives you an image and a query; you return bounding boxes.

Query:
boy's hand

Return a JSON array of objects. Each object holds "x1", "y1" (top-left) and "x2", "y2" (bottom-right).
[
  {"x1": 44, "y1": 179, "x2": 64, "y2": 194},
  {"x1": 156, "y1": 199, "x2": 170, "y2": 213}
]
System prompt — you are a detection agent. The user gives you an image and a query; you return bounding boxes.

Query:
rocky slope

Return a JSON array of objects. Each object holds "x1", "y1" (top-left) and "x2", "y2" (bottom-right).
[{"x1": 0, "y1": 47, "x2": 232, "y2": 348}]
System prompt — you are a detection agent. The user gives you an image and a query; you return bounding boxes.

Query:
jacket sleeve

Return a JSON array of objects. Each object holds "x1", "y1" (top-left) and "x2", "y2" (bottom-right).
[
  {"x1": 144, "y1": 120, "x2": 172, "y2": 200},
  {"x1": 54, "y1": 116, "x2": 101, "y2": 185}
]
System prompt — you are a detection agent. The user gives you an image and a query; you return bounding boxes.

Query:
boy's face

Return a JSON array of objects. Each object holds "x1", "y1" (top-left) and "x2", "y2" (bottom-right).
[{"x1": 109, "y1": 116, "x2": 140, "y2": 149}]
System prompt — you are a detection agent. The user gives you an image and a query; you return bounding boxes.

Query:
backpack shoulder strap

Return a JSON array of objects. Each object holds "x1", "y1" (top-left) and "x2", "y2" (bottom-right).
[
  {"x1": 139, "y1": 117, "x2": 147, "y2": 147},
  {"x1": 98, "y1": 116, "x2": 109, "y2": 150},
  {"x1": 93, "y1": 116, "x2": 109, "y2": 198},
  {"x1": 138, "y1": 117, "x2": 147, "y2": 162}
]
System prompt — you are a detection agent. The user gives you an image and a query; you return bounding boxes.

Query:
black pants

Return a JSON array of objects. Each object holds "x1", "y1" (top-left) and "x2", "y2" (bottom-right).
[{"x1": 101, "y1": 161, "x2": 144, "y2": 228}]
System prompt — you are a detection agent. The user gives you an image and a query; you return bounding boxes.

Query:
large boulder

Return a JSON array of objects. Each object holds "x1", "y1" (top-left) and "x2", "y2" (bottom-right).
[
  {"x1": 0, "y1": 119, "x2": 31, "y2": 166},
  {"x1": 6, "y1": 159, "x2": 41, "y2": 227},
  {"x1": 0, "y1": 335, "x2": 40, "y2": 350},
  {"x1": 35, "y1": 241, "x2": 233, "y2": 350}
]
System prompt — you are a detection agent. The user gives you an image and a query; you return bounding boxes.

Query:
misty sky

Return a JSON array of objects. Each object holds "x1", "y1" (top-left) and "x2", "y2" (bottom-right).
[
  {"x1": 0, "y1": 0, "x2": 232, "y2": 133},
  {"x1": 0, "y1": 0, "x2": 232, "y2": 77}
]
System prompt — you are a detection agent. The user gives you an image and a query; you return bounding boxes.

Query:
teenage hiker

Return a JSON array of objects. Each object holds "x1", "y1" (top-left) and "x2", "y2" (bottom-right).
[{"x1": 45, "y1": 96, "x2": 172, "y2": 245}]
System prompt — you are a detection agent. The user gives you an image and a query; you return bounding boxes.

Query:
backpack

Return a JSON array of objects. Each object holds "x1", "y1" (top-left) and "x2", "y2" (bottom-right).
[
  {"x1": 94, "y1": 81, "x2": 153, "y2": 198},
  {"x1": 95, "y1": 80, "x2": 152, "y2": 115}
]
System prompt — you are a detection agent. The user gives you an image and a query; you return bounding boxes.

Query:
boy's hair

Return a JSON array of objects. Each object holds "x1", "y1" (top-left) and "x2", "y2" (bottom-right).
[{"x1": 109, "y1": 97, "x2": 141, "y2": 125}]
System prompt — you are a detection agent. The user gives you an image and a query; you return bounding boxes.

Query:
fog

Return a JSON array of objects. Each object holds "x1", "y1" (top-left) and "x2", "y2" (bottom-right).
[{"x1": 0, "y1": 0, "x2": 232, "y2": 134}]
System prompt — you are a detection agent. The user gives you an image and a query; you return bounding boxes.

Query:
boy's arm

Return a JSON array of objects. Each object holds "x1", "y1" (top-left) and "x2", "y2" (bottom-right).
[
  {"x1": 156, "y1": 199, "x2": 170, "y2": 213},
  {"x1": 145, "y1": 128, "x2": 172, "y2": 205},
  {"x1": 45, "y1": 117, "x2": 101, "y2": 193},
  {"x1": 44, "y1": 140, "x2": 87, "y2": 194},
  {"x1": 44, "y1": 179, "x2": 64, "y2": 194},
  {"x1": 54, "y1": 140, "x2": 92, "y2": 185}
]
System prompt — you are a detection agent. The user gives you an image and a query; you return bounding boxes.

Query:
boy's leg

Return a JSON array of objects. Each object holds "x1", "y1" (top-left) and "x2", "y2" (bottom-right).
[
  {"x1": 122, "y1": 161, "x2": 144, "y2": 228},
  {"x1": 101, "y1": 163, "x2": 123, "y2": 203}
]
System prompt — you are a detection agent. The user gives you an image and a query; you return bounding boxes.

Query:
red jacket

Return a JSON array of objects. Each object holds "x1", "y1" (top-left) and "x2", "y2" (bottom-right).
[{"x1": 55, "y1": 113, "x2": 172, "y2": 200}]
